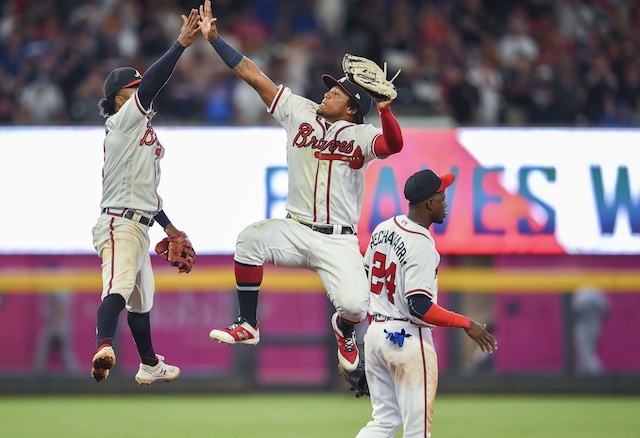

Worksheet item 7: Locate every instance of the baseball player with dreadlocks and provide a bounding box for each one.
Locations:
[357,169,497,437]
[199,0,404,373]
[90,9,198,384]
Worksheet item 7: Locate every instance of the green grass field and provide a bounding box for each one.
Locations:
[1,393,638,437]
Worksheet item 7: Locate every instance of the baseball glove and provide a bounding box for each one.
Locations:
[342,53,401,101]
[155,231,196,274]
[337,345,369,398]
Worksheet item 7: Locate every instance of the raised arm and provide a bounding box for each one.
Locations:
[199,0,278,107]
[373,101,404,157]
[138,9,201,109]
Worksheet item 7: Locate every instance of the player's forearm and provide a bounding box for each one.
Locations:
[154,210,180,234]
[138,41,185,108]
[408,293,470,328]
[208,35,277,106]
[210,35,243,69]
[422,303,470,328]
[374,106,403,156]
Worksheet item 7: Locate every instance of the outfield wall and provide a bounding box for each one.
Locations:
[1,254,639,394]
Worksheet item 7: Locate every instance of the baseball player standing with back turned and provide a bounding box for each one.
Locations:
[358,169,497,438]
[199,0,404,372]
[90,9,199,384]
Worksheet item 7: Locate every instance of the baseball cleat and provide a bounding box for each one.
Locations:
[332,312,360,372]
[135,354,180,385]
[91,346,116,382]
[209,318,260,345]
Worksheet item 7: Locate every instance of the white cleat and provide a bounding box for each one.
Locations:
[135,354,180,385]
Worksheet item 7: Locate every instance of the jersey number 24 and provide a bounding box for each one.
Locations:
[370,251,397,304]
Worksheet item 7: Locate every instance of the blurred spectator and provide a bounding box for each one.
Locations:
[556,0,597,42]
[15,66,67,125]
[497,15,539,68]
[203,72,235,125]
[571,285,610,376]
[595,94,636,127]
[584,54,619,120]
[32,290,79,375]
[553,59,584,125]
[468,56,503,125]
[0,0,638,127]
[451,0,494,53]
[528,64,556,125]
[444,65,480,126]
[503,56,535,125]
[618,63,640,115]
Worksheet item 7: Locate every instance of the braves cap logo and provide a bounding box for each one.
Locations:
[134,70,142,78]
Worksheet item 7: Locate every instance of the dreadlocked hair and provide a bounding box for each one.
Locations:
[347,98,365,124]
[98,96,117,118]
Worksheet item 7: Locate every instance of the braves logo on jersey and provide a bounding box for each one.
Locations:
[140,120,158,147]
[292,122,356,153]
[292,122,365,169]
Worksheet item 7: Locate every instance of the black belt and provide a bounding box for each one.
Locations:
[102,208,155,227]
[371,314,431,328]
[287,214,355,235]
[372,314,409,323]
[300,221,354,235]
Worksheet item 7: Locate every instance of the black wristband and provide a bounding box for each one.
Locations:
[154,210,171,228]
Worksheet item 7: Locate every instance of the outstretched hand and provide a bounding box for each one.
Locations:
[178,9,201,48]
[199,0,219,42]
[465,320,498,353]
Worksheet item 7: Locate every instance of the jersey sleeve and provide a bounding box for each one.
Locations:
[107,92,149,136]
[357,123,383,163]
[268,86,318,127]
[404,247,438,300]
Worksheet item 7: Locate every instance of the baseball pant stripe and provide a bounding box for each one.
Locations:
[107,218,116,295]
[419,327,428,438]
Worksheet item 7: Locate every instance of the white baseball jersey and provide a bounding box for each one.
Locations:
[358,214,441,438]
[269,85,383,226]
[364,214,440,324]
[233,86,388,323]
[100,92,164,214]
[93,91,160,312]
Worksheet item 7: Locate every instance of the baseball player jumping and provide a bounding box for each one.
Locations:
[199,0,404,372]
[91,9,199,384]
[357,169,497,437]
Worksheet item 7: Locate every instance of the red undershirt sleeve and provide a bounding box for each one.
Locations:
[373,105,403,157]
[422,303,471,329]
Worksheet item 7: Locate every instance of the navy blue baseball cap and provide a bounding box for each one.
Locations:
[103,67,142,98]
[322,74,373,116]
[404,169,455,205]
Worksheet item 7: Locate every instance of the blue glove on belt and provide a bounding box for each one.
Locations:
[384,328,412,347]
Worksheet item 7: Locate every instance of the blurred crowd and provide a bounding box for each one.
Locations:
[1,0,639,127]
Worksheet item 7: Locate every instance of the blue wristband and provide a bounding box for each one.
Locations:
[210,36,243,69]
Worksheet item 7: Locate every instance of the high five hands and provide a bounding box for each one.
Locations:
[177,9,201,48]
[198,0,219,42]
